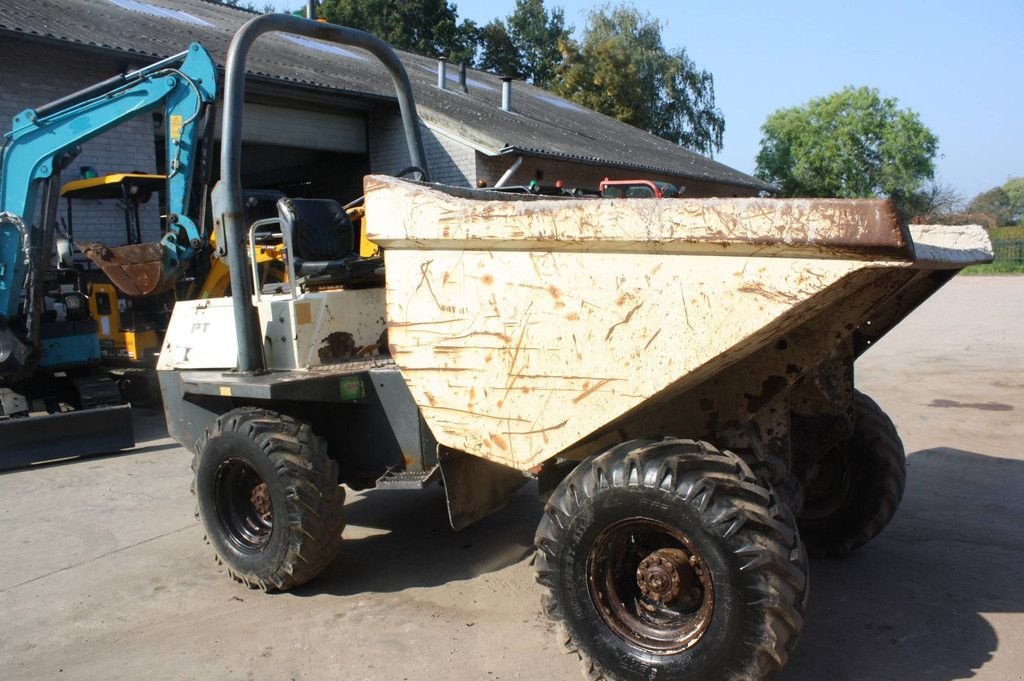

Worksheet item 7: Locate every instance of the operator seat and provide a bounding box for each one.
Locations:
[276,197,382,289]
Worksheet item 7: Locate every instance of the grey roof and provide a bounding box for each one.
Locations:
[0,0,773,192]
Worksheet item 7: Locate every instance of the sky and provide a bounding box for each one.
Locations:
[279,0,1023,200]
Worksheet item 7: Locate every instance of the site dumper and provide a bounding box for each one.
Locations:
[157,14,993,681]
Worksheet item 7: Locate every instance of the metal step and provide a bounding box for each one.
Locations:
[375,465,440,490]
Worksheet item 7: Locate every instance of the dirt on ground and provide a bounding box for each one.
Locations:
[0,276,1021,681]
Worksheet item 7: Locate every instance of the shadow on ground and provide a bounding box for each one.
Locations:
[294,481,543,597]
[296,447,1023,681]
[785,447,1023,680]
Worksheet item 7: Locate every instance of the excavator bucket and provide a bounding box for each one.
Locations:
[80,241,175,297]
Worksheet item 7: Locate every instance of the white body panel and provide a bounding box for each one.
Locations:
[158,289,387,371]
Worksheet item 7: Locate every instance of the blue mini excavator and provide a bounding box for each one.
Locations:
[0,43,216,468]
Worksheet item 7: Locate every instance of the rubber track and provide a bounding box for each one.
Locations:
[535,438,808,681]
[193,407,345,592]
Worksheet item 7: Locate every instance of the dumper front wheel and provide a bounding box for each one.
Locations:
[193,407,345,591]
[798,391,906,557]
[535,439,807,681]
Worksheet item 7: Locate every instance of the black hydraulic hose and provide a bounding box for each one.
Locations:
[35,73,129,120]
[34,49,190,120]
[220,14,430,373]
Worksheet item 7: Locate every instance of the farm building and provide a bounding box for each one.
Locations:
[0,0,772,246]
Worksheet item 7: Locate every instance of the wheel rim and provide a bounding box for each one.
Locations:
[213,457,274,553]
[801,445,852,520]
[587,517,714,654]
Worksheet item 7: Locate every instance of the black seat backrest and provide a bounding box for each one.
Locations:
[276,198,355,262]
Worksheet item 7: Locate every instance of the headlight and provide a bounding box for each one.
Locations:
[63,293,85,311]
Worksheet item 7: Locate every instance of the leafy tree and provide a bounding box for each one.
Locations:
[997,177,1023,225]
[319,0,478,62]
[477,19,524,78]
[967,186,1014,226]
[755,87,938,216]
[506,0,570,87]
[477,0,570,86]
[552,5,725,157]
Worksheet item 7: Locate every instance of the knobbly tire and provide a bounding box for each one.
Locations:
[535,438,807,681]
[193,407,345,591]
[798,391,906,558]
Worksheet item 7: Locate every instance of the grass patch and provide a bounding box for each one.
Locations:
[959,227,1024,274]
[962,262,1024,275]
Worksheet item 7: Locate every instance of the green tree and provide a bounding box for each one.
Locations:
[967,186,1014,225]
[552,5,725,156]
[319,0,478,62]
[755,87,938,215]
[999,177,1024,225]
[506,0,570,87]
[477,0,570,85]
[477,19,524,78]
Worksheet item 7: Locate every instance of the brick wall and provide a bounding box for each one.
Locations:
[0,42,160,246]
[367,114,476,186]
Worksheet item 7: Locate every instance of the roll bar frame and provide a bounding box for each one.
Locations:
[217,14,429,374]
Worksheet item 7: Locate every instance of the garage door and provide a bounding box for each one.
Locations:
[216,103,366,154]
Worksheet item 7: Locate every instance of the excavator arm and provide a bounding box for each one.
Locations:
[0,43,216,320]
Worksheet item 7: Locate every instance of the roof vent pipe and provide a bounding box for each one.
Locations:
[306,0,317,19]
[437,57,447,90]
[459,63,468,93]
[501,76,512,111]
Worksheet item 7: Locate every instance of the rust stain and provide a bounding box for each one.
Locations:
[424,391,437,406]
[317,331,357,364]
[547,284,562,300]
[481,273,494,286]
[615,293,629,306]
[572,378,613,404]
[489,433,509,451]
[565,312,579,321]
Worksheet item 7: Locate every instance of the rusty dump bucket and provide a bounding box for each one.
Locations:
[362,175,994,472]
[81,242,175,297]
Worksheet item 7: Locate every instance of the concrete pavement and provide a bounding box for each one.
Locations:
[1,276,1021,681]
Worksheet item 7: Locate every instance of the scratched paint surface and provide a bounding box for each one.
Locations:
[384,248,874,469]
[363,178,992,469]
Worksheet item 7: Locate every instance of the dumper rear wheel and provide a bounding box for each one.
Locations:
[535,438,807,681]
[798,391,906,557]
[193,407,345,591]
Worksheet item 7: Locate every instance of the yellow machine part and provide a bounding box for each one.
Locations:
[86,282,162,363]
[198,230,287,299]
[348,206,379,257]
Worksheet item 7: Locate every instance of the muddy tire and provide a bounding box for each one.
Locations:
[535,438,807,681]
[798,391,906,558]
[193,407,345,591]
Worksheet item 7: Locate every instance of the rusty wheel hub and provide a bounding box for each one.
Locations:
[636,548,693,604]
[250,482,272,521]
[587,518,715,654]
